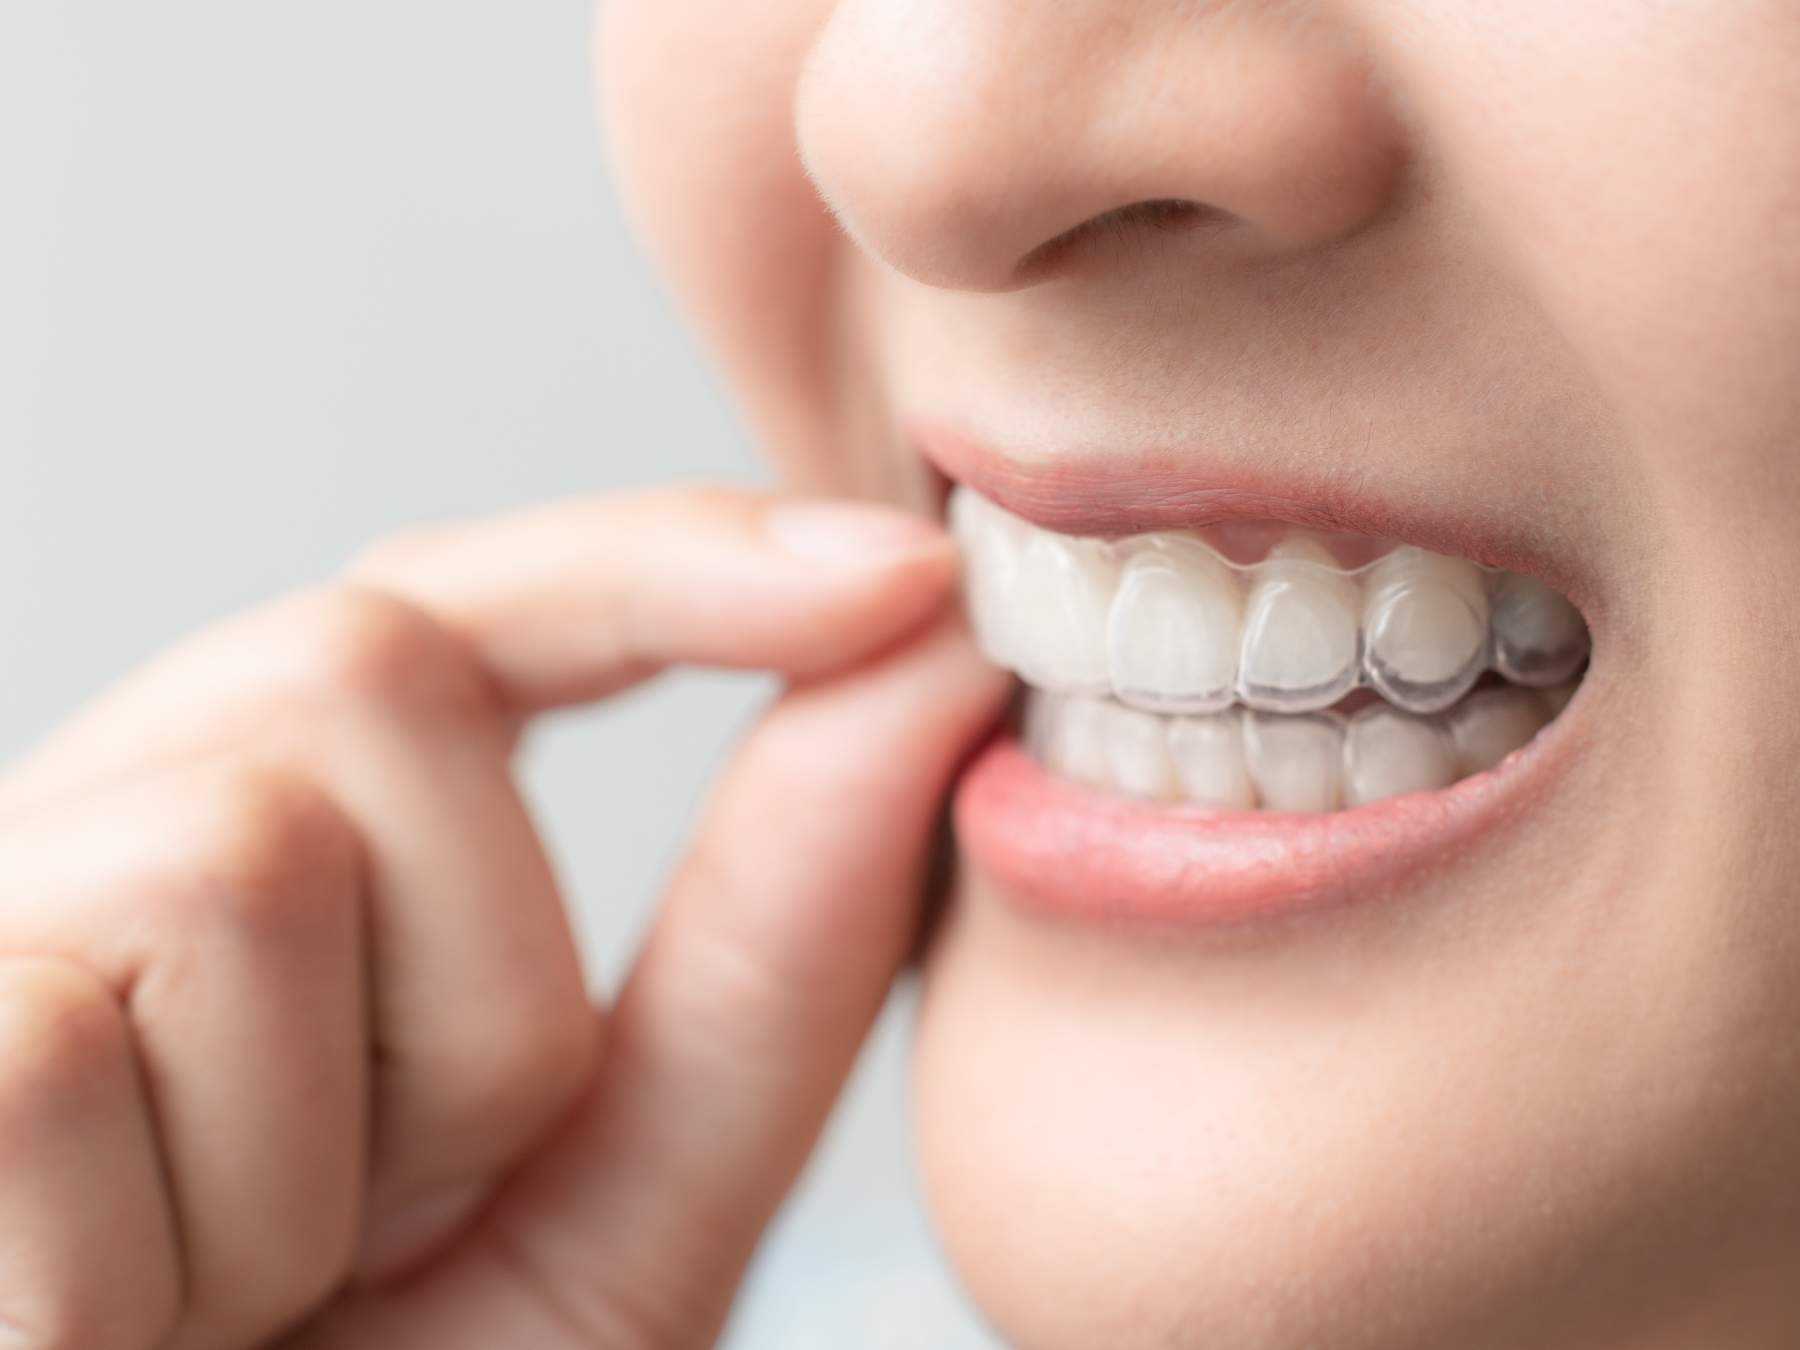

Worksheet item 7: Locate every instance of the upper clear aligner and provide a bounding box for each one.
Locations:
[950,485,1588,717]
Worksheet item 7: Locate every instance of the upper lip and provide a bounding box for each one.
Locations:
[910,415,1583,596]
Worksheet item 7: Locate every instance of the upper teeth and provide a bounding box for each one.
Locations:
[950,486,1588,717]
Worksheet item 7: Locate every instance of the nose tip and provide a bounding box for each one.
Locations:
[796,2,1408,292]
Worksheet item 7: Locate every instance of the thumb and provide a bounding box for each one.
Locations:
[295,612,1009,1349]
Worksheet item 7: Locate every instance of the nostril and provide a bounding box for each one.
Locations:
[1017,199,1237,281]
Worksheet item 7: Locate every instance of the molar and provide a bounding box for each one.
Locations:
[1445,685,1552,776]
[1539,676,1580,717]
[1489,572,1589,687]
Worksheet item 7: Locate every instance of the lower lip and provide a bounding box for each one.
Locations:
[953,733,1558,927]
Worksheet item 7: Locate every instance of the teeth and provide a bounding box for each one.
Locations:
[1022,684,1557,811]
[1008,531,1117,693]
[1489,571,1589,687]
[1360,547,1489,713]
[1028,691,1111,785]
[1340,706,1458,807]
[1538,676,1580,717]
[1107,536,1242,712]
[1099,700,1181,800]
[949,487,1034,671]
[1445,685,1552,775]
[1168,711,1257,808]
[957,485,1587,812]
[952,486,1588,710]
[1236,535,1361,713]
[1243,709,1344,813]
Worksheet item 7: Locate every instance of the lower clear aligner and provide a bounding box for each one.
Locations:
[1023,678,1578,813]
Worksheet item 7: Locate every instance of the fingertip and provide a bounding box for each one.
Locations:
[763,498,949,564]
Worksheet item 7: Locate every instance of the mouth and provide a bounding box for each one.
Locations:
[921,424,1591,928]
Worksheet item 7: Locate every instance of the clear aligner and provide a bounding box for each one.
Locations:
[952,486,1590,717]
[1026,682,1564,812]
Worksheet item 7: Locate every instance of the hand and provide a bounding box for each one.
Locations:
[0,485,1008,1350]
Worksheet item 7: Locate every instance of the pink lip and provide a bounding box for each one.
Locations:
[914,417,1581,587]
[957,740,1555,926]
[919,416,1582,927]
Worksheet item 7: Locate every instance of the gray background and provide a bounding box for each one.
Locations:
[0,4,999,1345]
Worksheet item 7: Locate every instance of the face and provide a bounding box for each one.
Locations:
[601,3,1800,1346]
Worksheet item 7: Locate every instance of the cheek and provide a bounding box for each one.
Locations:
[1367,0,1800,517]
[600,0,905,497]
[913,869,1800,1350]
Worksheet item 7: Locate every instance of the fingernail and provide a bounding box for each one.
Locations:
[353,1180,488,1285]
[765,499,945,563]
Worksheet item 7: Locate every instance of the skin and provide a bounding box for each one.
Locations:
[4,2,1799,1349]
[605,0,1800,1346]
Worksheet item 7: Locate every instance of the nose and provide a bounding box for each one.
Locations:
[795,0,1408,291]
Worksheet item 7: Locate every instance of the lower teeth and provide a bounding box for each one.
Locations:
[1023,678,1568,812]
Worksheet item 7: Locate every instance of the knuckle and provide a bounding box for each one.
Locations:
[449,995,597,1136]
[0,958,127,1108]
[387,993,597,1180]
[264,585,488,721]
[499,997,598,1113]
[0,961,181,1350]
[133,761,360,945]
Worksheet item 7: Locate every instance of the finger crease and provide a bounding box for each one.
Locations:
[473,1224,673,1350]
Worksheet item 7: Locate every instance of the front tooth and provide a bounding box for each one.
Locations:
[1009,529,1118,693]
[1236,536,1361,713]
[1032,691,1113,790]
[1243,709,1344,812]
[1028,692,1175,799]
[949,486,1033,670]
[1168,711,1256,809]
[1340,706,1457,807]
[1489,571,1590,687]
[1107,536,1242,713]
[1100,701,1179,800]
[1360,548,1490,714]
[1445,685,1552,776]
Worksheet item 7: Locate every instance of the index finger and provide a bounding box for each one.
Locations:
[344,483,960,712]
[0,485,959,814]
